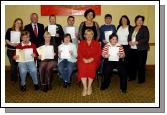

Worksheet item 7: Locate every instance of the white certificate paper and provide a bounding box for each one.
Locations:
[10,31,21,43]
[105,31,113,43]
[64,27,76,39]
[108,46,119,61]
[37,45,54,60]
[48,25,57,36]
[59,45,71,59]
[16,48,34,62]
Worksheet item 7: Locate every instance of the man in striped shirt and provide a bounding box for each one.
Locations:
[100,33,127,93]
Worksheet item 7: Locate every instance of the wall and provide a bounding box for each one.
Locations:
[5,5,155,65]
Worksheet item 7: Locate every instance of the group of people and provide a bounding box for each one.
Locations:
[6,8,150,96]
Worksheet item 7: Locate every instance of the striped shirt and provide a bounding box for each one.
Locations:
[102,42,125,58]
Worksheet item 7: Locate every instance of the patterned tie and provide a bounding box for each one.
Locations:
[33,24,38,37]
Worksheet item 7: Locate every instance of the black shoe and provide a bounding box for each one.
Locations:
[100,85,107,90]
[20,85,26,92]
[121,89,127,93]
[63,82,68,88]
[34,84,39,90]
[43,85,48,92]
[67,82,71,86]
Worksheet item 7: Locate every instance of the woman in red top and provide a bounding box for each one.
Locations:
[77,29,101,96]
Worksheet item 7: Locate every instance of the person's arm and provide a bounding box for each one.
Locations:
[137,26,150,45]
[95,22,100,41]
[92,42,101,62]
[78,22,84,40]
[5,28,17,47]
[71,44,77,58]
[118,46,125,58]
[102,44,109,58]
[57,25,64,44]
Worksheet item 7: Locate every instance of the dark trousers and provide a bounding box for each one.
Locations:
[101,59,127,90]
[7,49,18,81]
[39,60,57,88]
[122,45,130,77]
[128,49,148,83]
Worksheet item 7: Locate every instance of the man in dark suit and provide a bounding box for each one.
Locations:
[24,13,45,48]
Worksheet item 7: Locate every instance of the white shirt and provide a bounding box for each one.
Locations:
[131,30,138,49]
[117,26,129,45]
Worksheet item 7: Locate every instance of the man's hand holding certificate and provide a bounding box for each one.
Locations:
[108,46,119,61]
[48,25,57,37]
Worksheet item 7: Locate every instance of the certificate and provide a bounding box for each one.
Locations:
[105,31,113,43]
[48,25,57,36]
[108,46,119,61]
[10,31,21,43]
[59,45,71,59]
[16,48,34,62]
[64,27,76,39]
[37,45,54,60]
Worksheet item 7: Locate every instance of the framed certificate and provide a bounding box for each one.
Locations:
[108,46,119,61]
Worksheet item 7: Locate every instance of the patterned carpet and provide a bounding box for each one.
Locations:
[5,66,155,103]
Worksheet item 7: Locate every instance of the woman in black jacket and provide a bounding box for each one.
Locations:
[128,15,150,83]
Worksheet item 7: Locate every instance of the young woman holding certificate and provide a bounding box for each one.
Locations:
[58,34,77,88]
[13,31,39,92]
[38,32,57,92]
[5,18,23,82]
[100,33,127,93]
[77,29,101,96]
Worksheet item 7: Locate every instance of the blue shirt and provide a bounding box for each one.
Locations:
[100,24,117,42]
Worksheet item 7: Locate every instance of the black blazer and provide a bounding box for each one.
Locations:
[24,23,45,48]
[128,25,150,50]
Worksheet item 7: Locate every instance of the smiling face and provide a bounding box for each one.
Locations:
[136,17,144,26]
[44,34,51,44]
[64,35,71,44]
[49,16,56,25]
[21,34,30,44]
[67,17,75,26]
[105,17,112,24]
[15,19,22,29]
[121,17,128,26]
[86,12,94,21]
[109,36,118,45]
[31,13,38,24]
[85,31,94,41]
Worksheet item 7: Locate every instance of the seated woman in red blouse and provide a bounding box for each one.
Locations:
[77,29,101,96]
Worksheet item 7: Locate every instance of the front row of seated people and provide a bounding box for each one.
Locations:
[13,29,127,96]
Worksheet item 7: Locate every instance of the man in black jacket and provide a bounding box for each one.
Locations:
[24,13,45,48]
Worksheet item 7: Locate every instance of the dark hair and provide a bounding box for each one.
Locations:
[135,15,145,23]
[109,33,118,41]
[105,14,112,19]
[84,9,96,19]
[67,16,75,20]
[63,33,72,43]
[21,31,30,37]
[119,15,130,26]
[49,15,56,20]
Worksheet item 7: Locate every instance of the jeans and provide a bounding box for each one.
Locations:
[58,59,75,83]
[18,61,38,86]
[7,49,18,81]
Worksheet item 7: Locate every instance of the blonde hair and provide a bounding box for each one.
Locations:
[84,29,94,35]
[44,31,51,38]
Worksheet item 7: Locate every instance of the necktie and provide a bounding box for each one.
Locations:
[33,24,38,37]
